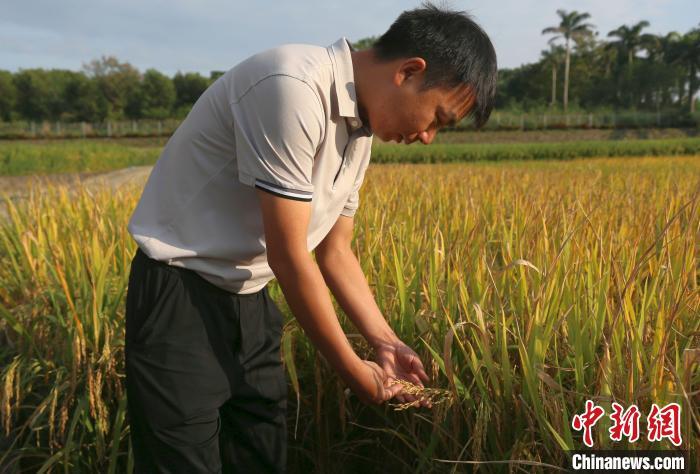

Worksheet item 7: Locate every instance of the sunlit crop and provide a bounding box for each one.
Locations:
[1,155,698,472]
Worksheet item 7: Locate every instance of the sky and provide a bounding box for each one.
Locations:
[1,0,698,77]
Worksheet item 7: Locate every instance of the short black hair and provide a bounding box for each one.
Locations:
[373,2,497,128]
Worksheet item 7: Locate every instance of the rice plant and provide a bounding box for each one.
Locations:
[1,155,698,473]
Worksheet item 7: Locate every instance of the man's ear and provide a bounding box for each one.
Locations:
[393,57,427,87]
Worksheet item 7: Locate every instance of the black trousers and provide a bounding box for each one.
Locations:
[124,248,287,473]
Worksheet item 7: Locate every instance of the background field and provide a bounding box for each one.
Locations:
[0,138,698,472]
[2,131,700,176]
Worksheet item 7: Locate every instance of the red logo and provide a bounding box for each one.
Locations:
[608,402,641,442]
[572,401,683,447]
[647,403,682,446]
[572,400,606,448]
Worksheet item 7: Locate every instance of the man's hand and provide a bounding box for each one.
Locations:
[316,215,432,408]
[258,188,385,404]
[347,360,404,405]
[374,339,432,408]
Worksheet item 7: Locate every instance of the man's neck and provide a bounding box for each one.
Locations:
[349,49,375,127]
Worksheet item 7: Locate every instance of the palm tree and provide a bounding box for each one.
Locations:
[644,32,682,108]
[669,25,700,112]
[597,42,619,78]
[541,43,566,107]
[542,10,595,112]
[606,21,656,73]
[645,32,680,63]
[604,21,656,106]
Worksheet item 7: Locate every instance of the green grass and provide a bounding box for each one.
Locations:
[1,137,699,177]
[0,142,160,176]
[372,137,700,163]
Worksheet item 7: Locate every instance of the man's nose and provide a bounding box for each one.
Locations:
[419,129,437,145]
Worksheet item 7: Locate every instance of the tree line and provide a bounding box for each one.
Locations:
[0,11,698,123]
[505,11,699,114]
[0,56,224,122]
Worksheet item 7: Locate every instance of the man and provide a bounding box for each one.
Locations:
[124,3,496,473]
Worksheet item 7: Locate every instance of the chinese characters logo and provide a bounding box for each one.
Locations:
[571,401,682,447]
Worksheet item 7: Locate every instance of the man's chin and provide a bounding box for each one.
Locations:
[382,132,401,143]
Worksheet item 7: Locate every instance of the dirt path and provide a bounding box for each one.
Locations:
[81,166,153,191]
[0,166,153,221]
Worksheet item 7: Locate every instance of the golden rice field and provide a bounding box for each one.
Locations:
[0,155,699,473]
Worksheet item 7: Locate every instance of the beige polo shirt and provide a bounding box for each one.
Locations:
[127,38,373,294]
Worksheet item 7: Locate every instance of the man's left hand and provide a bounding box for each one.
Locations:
[374,339,432,408]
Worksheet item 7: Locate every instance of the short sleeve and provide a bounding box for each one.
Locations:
[231,75,324,202]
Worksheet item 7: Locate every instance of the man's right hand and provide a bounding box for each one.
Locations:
[257,188,402,407]
[346,360,404,405]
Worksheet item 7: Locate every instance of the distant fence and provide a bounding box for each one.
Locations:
[0,119,182,139]
[463,111,700,131]
[1,111,698,139]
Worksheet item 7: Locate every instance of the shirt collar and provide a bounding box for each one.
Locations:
[327,37,366,132]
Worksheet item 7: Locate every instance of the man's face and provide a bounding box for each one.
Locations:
[365,62,475,145]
